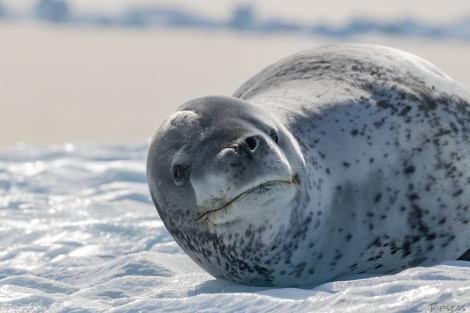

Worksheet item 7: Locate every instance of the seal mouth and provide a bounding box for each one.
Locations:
[196,174,299,222]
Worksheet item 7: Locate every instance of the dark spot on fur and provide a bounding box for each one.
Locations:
[398,105,412,116]
[402,240,412,258]
[404,166,415,174]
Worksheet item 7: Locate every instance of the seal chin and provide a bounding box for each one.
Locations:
[198,176,299,226]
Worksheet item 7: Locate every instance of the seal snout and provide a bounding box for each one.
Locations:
[234,135,264,157]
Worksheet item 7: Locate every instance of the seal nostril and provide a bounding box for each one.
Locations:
[245,136,258,151]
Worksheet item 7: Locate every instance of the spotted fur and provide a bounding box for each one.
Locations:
[147,44,470,287]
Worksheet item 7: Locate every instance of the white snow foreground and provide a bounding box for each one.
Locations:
[0,142,469,313]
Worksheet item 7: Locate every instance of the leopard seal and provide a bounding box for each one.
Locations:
[146,44,470,287]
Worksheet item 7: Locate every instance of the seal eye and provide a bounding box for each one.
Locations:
[172,165,188,186]
[269,130,279,143]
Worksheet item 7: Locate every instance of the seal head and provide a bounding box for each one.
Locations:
[147,96,306,285]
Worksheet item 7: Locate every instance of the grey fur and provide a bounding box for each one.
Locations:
[147,44,470,287]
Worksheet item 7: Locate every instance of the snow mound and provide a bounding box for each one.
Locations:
[0,142,469,312]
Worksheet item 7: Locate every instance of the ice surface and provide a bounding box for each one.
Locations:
[0,142,469,312]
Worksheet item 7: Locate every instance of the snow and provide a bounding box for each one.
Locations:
[1,142,469,312]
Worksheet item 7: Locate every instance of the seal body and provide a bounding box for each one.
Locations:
[147,44,470,287]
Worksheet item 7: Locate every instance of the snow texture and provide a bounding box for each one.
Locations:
[0,142,469,312]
